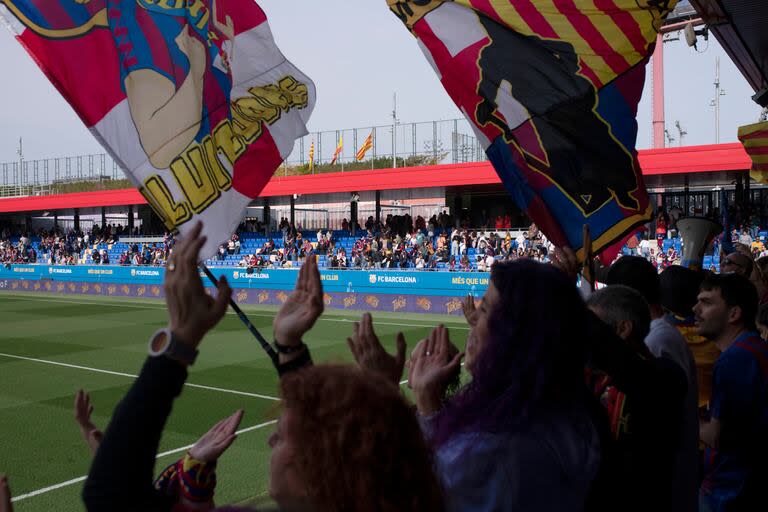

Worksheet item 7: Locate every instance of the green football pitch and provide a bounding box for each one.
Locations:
[0,292,468,511]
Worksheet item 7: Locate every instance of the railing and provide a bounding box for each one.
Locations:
[0,118,487,197]
[0,154,123,197]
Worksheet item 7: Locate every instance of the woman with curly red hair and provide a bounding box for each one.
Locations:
[270,365,443,511]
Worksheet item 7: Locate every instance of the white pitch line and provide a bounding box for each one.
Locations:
[10,476,88,503]
[0,352,278,401]
[1,294,471,330]
[10,419,278,503]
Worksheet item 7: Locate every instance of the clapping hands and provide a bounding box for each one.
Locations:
[189,410,244,463]
[164,222,232,350]
[408,325,464,416]
[273,254,324,348]
[462,294,476,324]
[347,313,407,385]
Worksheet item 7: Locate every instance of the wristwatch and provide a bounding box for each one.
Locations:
[148,327,198,365]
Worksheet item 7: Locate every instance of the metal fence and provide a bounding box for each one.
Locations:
[284,118,486,170]
[0,118,487,197]
[0,154,123,197]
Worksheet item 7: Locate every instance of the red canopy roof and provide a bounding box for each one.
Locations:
[0,143,751,214]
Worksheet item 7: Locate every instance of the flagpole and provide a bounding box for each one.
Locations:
[200,264,279,368]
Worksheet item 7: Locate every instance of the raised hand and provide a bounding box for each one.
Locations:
[165,222,232,349]
[462,294,476,324]
[189,410,244,463]
[273,254,324,347]
[74,390,103,455]
[0,475,12,512]
[550,246,580,283]
[409,325,464,415]
[347,313,406,385]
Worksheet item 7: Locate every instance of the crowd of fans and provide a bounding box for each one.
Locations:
[0,225,174,267]
[234,214,554,271]
[0,218,766,511]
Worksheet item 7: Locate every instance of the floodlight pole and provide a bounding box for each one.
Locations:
[17,137,23,197]
[712,56,726,144]
[392,93,398,169]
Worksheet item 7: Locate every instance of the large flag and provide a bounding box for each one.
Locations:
[738,121,768,185]
[330,135,344,165]
[308,140,315,172]
[356,131,374,161]
[0,0,315,258]
[388,0,675,260]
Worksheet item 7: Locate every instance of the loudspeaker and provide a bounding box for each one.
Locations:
[678,217,723,270]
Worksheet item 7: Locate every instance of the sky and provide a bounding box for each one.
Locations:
[0,0,763,163]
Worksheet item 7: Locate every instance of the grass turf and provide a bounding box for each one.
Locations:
[0,292,468,511]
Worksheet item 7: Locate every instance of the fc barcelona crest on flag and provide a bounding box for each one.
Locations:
[388,0,677,260]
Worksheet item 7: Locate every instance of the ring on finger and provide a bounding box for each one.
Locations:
[167,262,176,272]
[426,351,431,356]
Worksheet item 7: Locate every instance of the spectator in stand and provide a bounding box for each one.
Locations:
[695,274,767,511]
[459,253,471,271]
[721,252,753,278]
[738,229,753,247]
[660,266,719,408]
[656,210,668,249]
[585,285,655,505]
[605,257,699,512]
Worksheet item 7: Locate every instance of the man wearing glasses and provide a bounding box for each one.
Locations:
[721,253,753,278]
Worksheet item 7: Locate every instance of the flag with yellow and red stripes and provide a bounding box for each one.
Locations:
[739,121,768,184]
[388,0,676,261]
[330,136,343,165]
[308,140,315,171]
[356,132,374,161]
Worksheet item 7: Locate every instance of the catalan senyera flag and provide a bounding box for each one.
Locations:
[738,121,768,185]
[309,140,315,171]
[330,136,344,165]
[388,0,676,260]
[0,0,315,259]
[356,132,374,161]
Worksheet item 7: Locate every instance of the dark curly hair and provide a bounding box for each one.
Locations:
[431,259,591,447]
[280,365,444,511]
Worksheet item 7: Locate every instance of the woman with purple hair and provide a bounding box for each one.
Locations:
[409,260,601,511]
